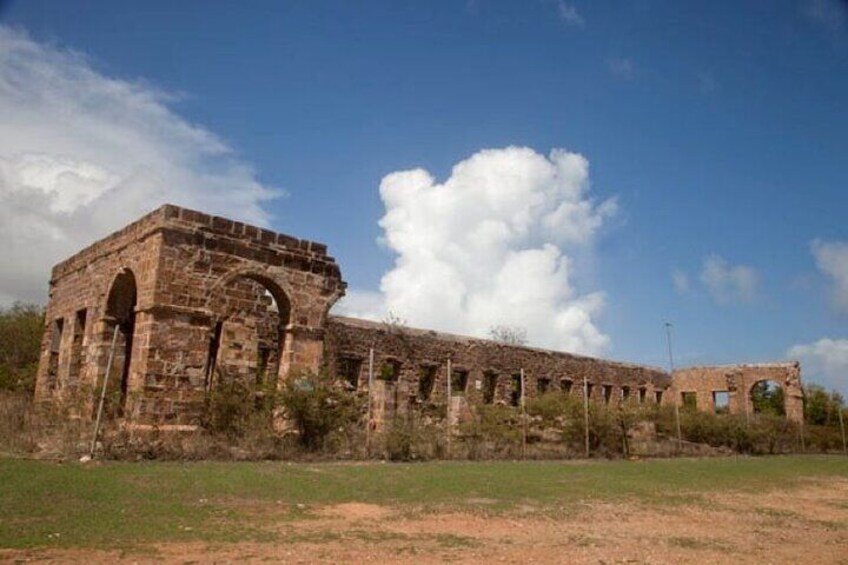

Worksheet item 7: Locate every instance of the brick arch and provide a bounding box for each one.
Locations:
[746,378,786,416]
[104,267,138,322]
[741,365,804,422]
[36,204,347,427]
[99,267,139,418]
[205,265,295,323]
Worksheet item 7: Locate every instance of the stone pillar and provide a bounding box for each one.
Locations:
[278,324,326,379]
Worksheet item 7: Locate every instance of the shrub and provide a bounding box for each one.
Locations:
[0,303,44,394]
[460,404,522,459]
[278,370,363,451]
[202,371,270,438]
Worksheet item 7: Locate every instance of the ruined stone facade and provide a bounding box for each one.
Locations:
[35,204,804,428]
[326,316,671,428]
[35,205,345,427]
[671,363,804,423]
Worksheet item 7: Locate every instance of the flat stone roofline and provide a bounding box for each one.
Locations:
[51,203,336,280]
[329,315,668,374]
[673,362,800,371]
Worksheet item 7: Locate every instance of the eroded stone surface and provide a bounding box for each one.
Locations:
[34,205,804,429]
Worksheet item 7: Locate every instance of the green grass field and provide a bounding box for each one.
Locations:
[1,455,846,550]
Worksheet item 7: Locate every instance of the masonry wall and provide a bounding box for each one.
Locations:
[324,316,673,429]
[35,204,804,432]
[34,211,164,418]
[672,363,804,423]
[35,204,346,428]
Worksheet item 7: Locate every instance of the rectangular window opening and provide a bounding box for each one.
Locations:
[48,318,64,384]
[638,387,647,403]
[655,390,664,404]
[681,391,697,410]
[451,369,469,396]
[561,378,573,394]
[510,373,522,406]
[621,386,631,402]
[68,309,87,384]
[418,365,437,401]
[713,390,730,414]
[603,384,613,404]
[537,377,551,395]
[483,371,498,404]
[379,359,401,382]
[337,356,363,391]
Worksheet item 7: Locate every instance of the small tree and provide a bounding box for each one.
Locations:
[750,381,785,416]
[0,303,45,394]
[804,384,844,426]
[489,325,528,346]
[382,311,407,333]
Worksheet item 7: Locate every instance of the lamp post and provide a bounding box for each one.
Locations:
[665,322,683,452]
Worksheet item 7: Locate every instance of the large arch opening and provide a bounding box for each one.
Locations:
[102,269,137,418]
[750,379,785,417]
[205,273,291,403]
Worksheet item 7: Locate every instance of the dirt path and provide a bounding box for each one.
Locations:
[5,479,848,564]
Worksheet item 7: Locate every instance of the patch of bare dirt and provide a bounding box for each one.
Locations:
[4,479,847,564]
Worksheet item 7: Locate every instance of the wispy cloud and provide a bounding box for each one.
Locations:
[671,269,690,294]
[607,57,635,80]
[556,1,585,26]
[699,255,759,305]
[0,26,276,305]
[787,337,848,394]
[334,146,616,355]
[812,239,848,315]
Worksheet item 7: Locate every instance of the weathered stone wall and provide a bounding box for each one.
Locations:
[324,316,672,428]
[34,211,164,418]
[35,204,346,428]
[672,363,804,423]
[35,205,804,432]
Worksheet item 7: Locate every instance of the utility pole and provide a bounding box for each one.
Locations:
[665,322,683,452]
[446,357,452,459]
[520,368,527,459]
[366,347,374,456]
[583,376,590,458]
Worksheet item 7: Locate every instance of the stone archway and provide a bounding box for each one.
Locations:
[100,268,137,418]
[749,379,786,417]
[205,271,292,394]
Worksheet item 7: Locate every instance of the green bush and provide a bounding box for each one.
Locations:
[0,303,44,394]
[460,404,522,459]
[527,392,575,428]
[278,370,363,451]
[202,376,264,439]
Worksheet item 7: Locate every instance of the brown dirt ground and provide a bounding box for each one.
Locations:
[4,479,848,564]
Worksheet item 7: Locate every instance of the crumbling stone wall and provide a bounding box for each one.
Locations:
[672,363,804,423]
[35,204,804,432]
[324,316,672,429]
[35,204,345,428]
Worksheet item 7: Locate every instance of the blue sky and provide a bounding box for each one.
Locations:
[1,0,846,394]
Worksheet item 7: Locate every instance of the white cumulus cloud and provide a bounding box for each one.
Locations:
[699,255,758,305]
[787,338,848,394]
[671,268,690,294]
[812,239,848,315]
[335,146,616,355]
[0,26,276,305]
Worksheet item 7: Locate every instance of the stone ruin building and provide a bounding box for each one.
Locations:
[34,204,804,432]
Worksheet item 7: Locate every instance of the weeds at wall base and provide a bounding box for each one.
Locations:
[1,389,846,462]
